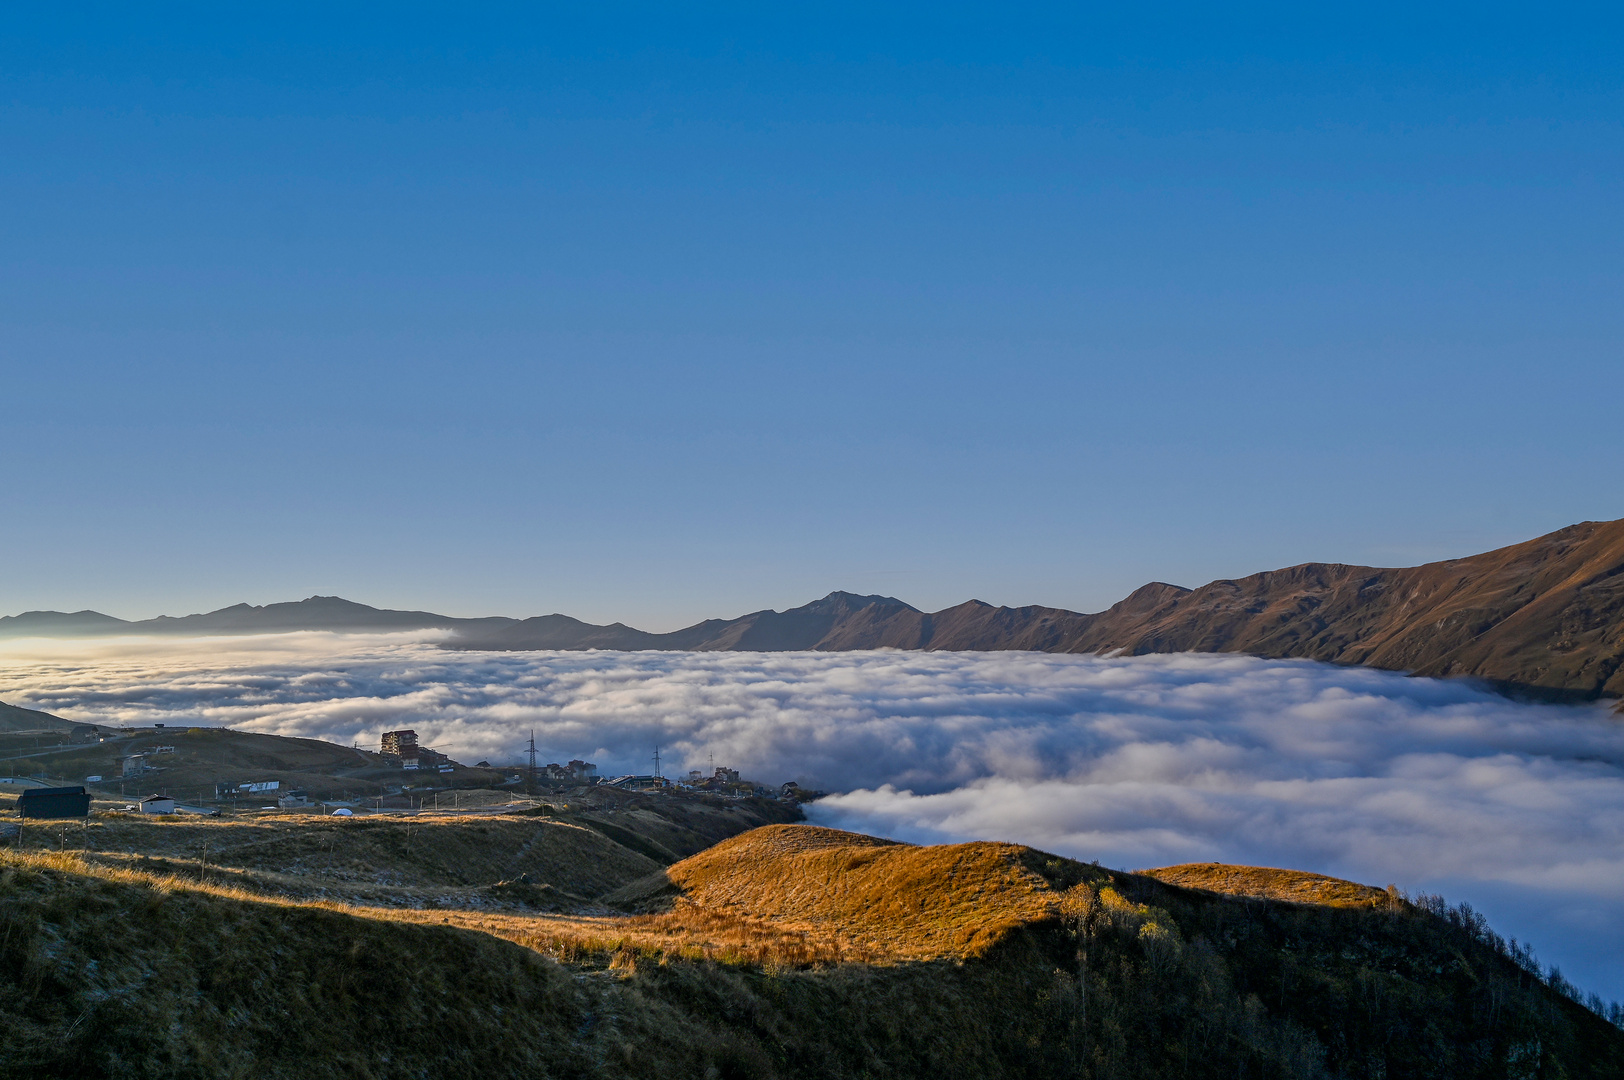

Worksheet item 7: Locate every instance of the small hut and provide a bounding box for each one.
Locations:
[139,794,176,815]
[18,786,91,819]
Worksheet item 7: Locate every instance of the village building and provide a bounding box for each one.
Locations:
[381,730,457,771]
[139,794,176,815]
[17,785,91,819]
[381,730,418,760]
[541,759,598,784]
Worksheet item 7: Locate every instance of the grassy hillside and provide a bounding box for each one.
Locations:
[2,820,1619,1078]
[0,790,800,909]
[0,698,96,734]
[16,813,659,908]
[1143,862,1393,907]
[563,786,804,861]
[605,825,1062,958]
[5,724,463,804]
[0,847,1096,1080]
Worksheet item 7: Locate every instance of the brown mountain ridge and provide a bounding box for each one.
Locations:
[451,518,1624,702]
[6,518,1622,702]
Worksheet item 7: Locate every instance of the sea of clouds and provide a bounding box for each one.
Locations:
[2,632,1621,998]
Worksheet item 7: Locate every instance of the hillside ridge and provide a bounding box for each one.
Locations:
[3,817,1622,1077]
[6,519,1623,700]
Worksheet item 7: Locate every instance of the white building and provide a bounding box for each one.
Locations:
[140,794,176,814]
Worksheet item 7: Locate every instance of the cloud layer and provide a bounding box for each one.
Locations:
[3,633,1622,997]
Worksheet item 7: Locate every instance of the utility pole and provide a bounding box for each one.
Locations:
[526,731,538,792]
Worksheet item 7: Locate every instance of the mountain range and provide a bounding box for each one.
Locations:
[5,517,1621,702]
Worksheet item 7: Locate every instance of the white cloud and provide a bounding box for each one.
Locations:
[2,634,1621,997]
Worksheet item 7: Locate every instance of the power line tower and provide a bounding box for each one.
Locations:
[526,731,538,792]
[652,745,662,780]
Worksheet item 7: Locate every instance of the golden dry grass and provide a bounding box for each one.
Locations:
[386,906,886,969]
[0,845,869,971]
[606,824,1083,961]
[0,818,1399,978]
[10,810,659,906]
[8,824,1394,971]
[1,823,1084,969]
[1142,862,1392,908]
[7,829,1621,1080]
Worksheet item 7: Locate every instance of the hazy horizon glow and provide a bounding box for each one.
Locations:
[2,633,1620,998]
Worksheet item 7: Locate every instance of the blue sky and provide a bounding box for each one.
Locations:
[3,4,1621,627]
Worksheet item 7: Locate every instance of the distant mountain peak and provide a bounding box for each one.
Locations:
[0,609,131,634]
[5,517,1623,703]
[800,591,917,615]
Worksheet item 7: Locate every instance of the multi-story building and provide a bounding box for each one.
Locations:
[380,730,418,758]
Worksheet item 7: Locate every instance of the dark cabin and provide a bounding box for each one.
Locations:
[17,785,91,819]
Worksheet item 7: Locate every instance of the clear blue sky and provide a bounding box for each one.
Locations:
[3,4,1621,628]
